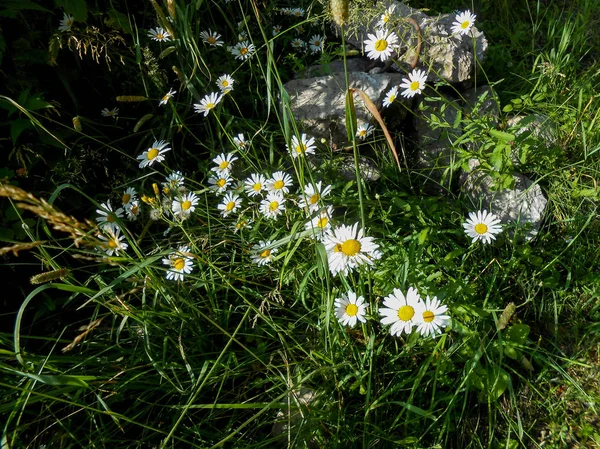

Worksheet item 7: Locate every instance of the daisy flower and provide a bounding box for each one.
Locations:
[172,192,199,219]
[121,187,138,210]
[200,29,224,47]
[96,200,124,231]
[399,69,428,98]
[335,291,368,327]
[163,171,185,193]
[289,133,316,158]
[137,140,171,168]
[378,4,397,28]
[323,223,381,276]
[98,227,128,256]
[218,192,242,217]
[272,25,282,36]
[162,246,194,281]
[101,107,119,118]
[308,35,324,54]
[193,92,222,116]
[451,10,476,35]
[208,173,232,194]
[233,133,247,151]
[382,86,398,107]
[364,29,398,62]
[260,192,286,219]
[148,27,171,42]
[230,41,255,60]
[290,38,306,50]
[211,152,238,175]
[216,74,234,94]
[415,295,450,338]
[298,181,332,213]
[291,7,305,17]
[125,200,141,221]
[356,123,374,140]
[463,210,502,244]
[305,205,334,240]
[251,240,278,266]
[232,217,252,233]
[380,287,423,336]
[244,173,267,197]
[266,171,293,194]
[58,13,74,32]
[159,88,176,106]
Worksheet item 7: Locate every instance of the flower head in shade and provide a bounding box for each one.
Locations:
[125,201,141,221]
[260,192,286,219]
[379,287,423,336]
[193,92,223,116]
[163,171,185,194]
[382,86,398,107]
[364,29,398,62]
[148,27,171,42]
[298,181,332,213]
[137,140,171,168]
[98,227,128,256]
[463,210,502,244]
[251,240,278,266]
[159,88,176,106]
[289,133,316,158]
[266,171,293,194]
[216,74,234,94]
[101,107,119,118]
[230,41,255,60]
[323,223,381,276]
[172,192,199,220]
[378,4,397,28]
[308,35,324,53]
[121,187,138,211]
[200,29,224,47]
[218,192,242,217]
[415,295,450,338]
[290,38,306,50]
[211,152,238,175]
[96,200,124,231]
[335,291,368,327]
[356,123,375,140]
[58,13,74,32]
[399,69,428,98]
[305,205,334,240]
[244,173,267,197]
[233,133,247,151]
[208,173,232,194]
[272,25,282,36]
[162,246,194,281]
[451,10,476,35]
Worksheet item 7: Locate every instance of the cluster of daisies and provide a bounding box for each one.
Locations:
[363,8,477,106]
[335,288,450,338]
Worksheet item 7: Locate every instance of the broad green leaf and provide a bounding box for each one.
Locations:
[489,129,516,142]
[505,324,530,345]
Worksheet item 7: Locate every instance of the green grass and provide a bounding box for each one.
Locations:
[1,0,600,448]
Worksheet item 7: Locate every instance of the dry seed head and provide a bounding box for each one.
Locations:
[73,116,82,132]
[30,268,70,285]
[0,241,46,257]
[330,0,349,26]
[166,0,176,19]
[497,302,516,330]
[116,96,148,102]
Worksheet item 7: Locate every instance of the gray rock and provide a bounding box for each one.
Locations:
[461,159,547,240]
[305,57,372,78]
[462,85,500,123]
[339,155,382,182]
[284,71,409,148]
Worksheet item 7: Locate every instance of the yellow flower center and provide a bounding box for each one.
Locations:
[309,193,320,204]
[157,33,164,39]
[206,102,215,110]
[345,303,359,316]
[240,47,248,55]
[122,193,131,204]
[423,310,435,323]
[107,214,115,223]
[236,220,246,229]
[147,148,159,160]
[162,95,169,102]
[182,200,192,211]
[461,20,470,29]
[359,130,367,136]
[317,217,329,228]
[410,81,420,91]
[219,161,230,170]
[295,143,306,154]
[269,201,279,212]
[389,93,396,102]
[341,239,361,256]
[474,223,488,235]
[226,201,235,211]
[173,258,185,271]
[217,178,226,188]
[383,15,390,23]
[273,180,284,190]
[208,36,216,44]
[375,39,388,52]
[398,305,415,321]
[131,205,139,215]
[222,80,229,87]
[108,240,117,248]
[253,183,262,191]
[260,249,271,258]
[314,40,321,46]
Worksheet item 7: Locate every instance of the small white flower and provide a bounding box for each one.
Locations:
[230,41,255,60]
[251,240,278,266]
[291,38,306,50]
[378,4,397,28]
[291,7,305,17]
[148,27,171,42]
[451,10,476,35]
[172,192,199,219]
[232,217,252,233]
[216,74,235,93]
[266,171,293,194]
[305,205,334,240]
[323,223,381,276]
[125,200,141,221]
[244,173,267,197]
[379,287,424,337]
[101,107,119,118]
[159,88,176,106]
[289,133,316,158]
[193,92,223,116]
[356,123,374,140]
[208,173,232,194]
[137,140,171,168]
[163,171,185,192]
[272,25,282,36]
[233,133,247,151]
[335,291,368,327]
[121,187,138,210]
[382,86,398,107]
[298,181,332,213]
[162,246,194,281]
[98,227,128,256]
[364,29,398,62]
[399,69,428,98]
[218,192,242,217]
[415,295,450,338]
[463,210,502,244]
[96,200,124,231]
[58,13,74,32]
[260,192,286,219]
[200,29,224,47]
[308,35,324,54]
[211,152,238,175]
